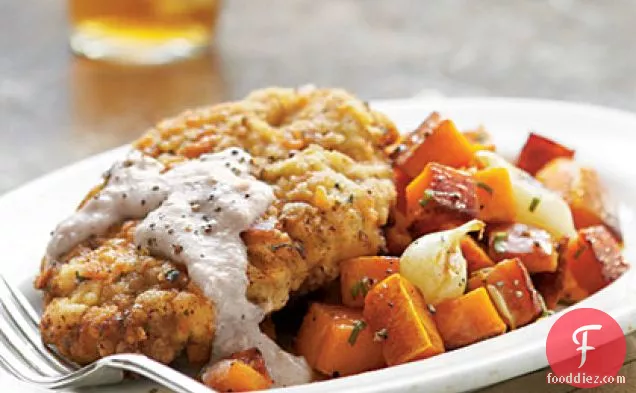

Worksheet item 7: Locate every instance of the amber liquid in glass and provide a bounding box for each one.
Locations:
[69,0,221,64]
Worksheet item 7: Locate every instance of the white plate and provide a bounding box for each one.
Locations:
[2,97,636,393]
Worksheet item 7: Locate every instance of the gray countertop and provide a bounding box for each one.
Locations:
[2,0,635,193]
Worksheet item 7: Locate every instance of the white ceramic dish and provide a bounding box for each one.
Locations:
[2,97,636,393]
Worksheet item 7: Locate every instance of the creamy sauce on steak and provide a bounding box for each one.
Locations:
[46,148,311,386]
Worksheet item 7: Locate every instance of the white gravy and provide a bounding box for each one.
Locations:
[46,148,311,386]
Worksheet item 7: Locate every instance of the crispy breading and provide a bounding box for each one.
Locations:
[36,87,398,366]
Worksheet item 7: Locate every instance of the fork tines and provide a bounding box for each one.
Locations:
[0,275,76,383]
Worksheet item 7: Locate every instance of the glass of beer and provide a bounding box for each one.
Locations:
[68,0,221,65]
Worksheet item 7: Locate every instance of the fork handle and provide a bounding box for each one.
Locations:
[110,355,214,393]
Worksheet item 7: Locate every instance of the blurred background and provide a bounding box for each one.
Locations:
[1,0,635,193]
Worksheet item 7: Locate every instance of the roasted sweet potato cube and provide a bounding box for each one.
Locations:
[394,113,475,178]
[463,126,496,152]
[434,287,507,349]
[296,304,385,377]
[516,133,575,176]
[473,167,516,223]
[469,259,543,329]
[394,167,411,214]
[202,348,273,392]
[405,163,479,236]
[467,268,491,292]
[363,274,444,366]
[340,256,400,307]
[487,223,559,273]
[536,158,622,242]
[533,246,568,310]
[461,236,495,275]
[562,226,629,301]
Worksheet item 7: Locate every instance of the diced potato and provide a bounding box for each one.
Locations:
[434,287,507,349]
[405,163,479,236]
[516,133,575,176]
[536,158,622,242]
[468,259,543,329]
[340,256,400,308]
[473,167,516,223]
[202,348,273,392]
[461,236,495,275]
[561,226,629,302]
[296,304,385,377]
[394,113,475,178]
[487,223,559,273]
[363,274,444,366]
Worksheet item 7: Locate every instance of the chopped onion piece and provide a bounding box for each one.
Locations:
[400,220,485,305]
[475,151,576,239]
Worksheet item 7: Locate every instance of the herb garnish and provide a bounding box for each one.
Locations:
[75,271,88,283]
[529,197,541,212]
[348,320,367,345]
[476,182,494,195]
[351,277,371,299]
[419,189,435,207]
[574,243,587,259]
[492,232,508,253]
[541,309,555,318]
[165,269,181,282]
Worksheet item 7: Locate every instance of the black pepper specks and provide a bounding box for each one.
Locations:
[172,244,184,255]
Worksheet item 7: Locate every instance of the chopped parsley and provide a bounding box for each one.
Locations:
[529,197,541,212]
[541,309,556,318]
[476,181,494,195]
[419,189,435,207]
[75,271,88,283]
[574,243,587,259]
[350,277,371,299]
[348,320,367,345]
[492,232,508,253]
[165,269,181,282]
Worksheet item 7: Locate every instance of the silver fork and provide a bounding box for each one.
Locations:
[0,275,213,392]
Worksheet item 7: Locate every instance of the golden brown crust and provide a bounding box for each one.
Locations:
[36,87,398,366]
[37,222,215,365]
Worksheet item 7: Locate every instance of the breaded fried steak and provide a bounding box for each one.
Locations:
[35,87,398,366]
